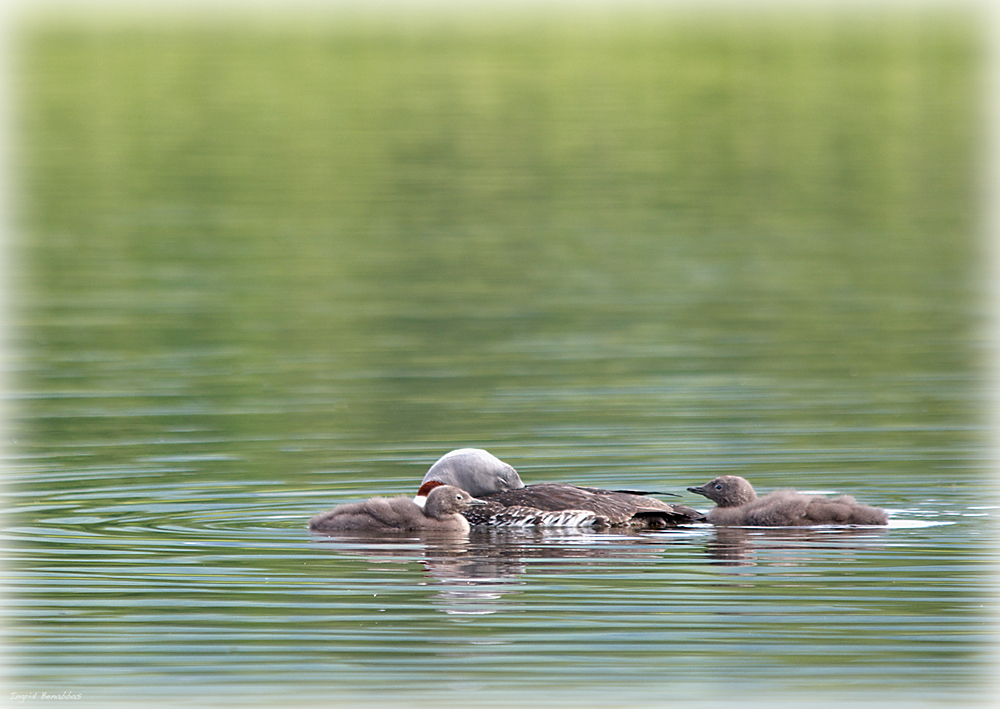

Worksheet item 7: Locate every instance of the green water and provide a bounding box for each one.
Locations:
[5,9,996,708]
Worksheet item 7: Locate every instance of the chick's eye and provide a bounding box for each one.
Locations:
[714,484,723,490]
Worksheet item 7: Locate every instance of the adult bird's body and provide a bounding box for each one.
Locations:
[418,448,704,528]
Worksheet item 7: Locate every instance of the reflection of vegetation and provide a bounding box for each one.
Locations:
[16,12,982,475]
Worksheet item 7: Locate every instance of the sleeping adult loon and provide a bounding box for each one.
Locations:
[687,475,889,526]
[309,484,485,533]
[416,448,705,528]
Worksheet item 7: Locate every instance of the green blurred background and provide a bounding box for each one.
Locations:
[14,11,984,470]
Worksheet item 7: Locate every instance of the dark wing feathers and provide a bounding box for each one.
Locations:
[480,483,704,526]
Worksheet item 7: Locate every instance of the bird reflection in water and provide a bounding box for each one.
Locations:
[308,524,890,614]
[309,527,695,614]
[309,532,527,615]
[700,525,889,567]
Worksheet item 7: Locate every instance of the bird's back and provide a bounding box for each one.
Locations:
[309,496,426,532]
[479,483,703,526]
[803,494,889,525]
[707,490,888,526]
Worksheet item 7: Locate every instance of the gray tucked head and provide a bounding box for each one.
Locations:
[688,476,758,508]
[420,448,525,497]
[423,484,486,519]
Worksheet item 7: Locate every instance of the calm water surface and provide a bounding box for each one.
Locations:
[5,11,998,708]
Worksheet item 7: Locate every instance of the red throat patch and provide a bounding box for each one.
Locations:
[416,480,446,497]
